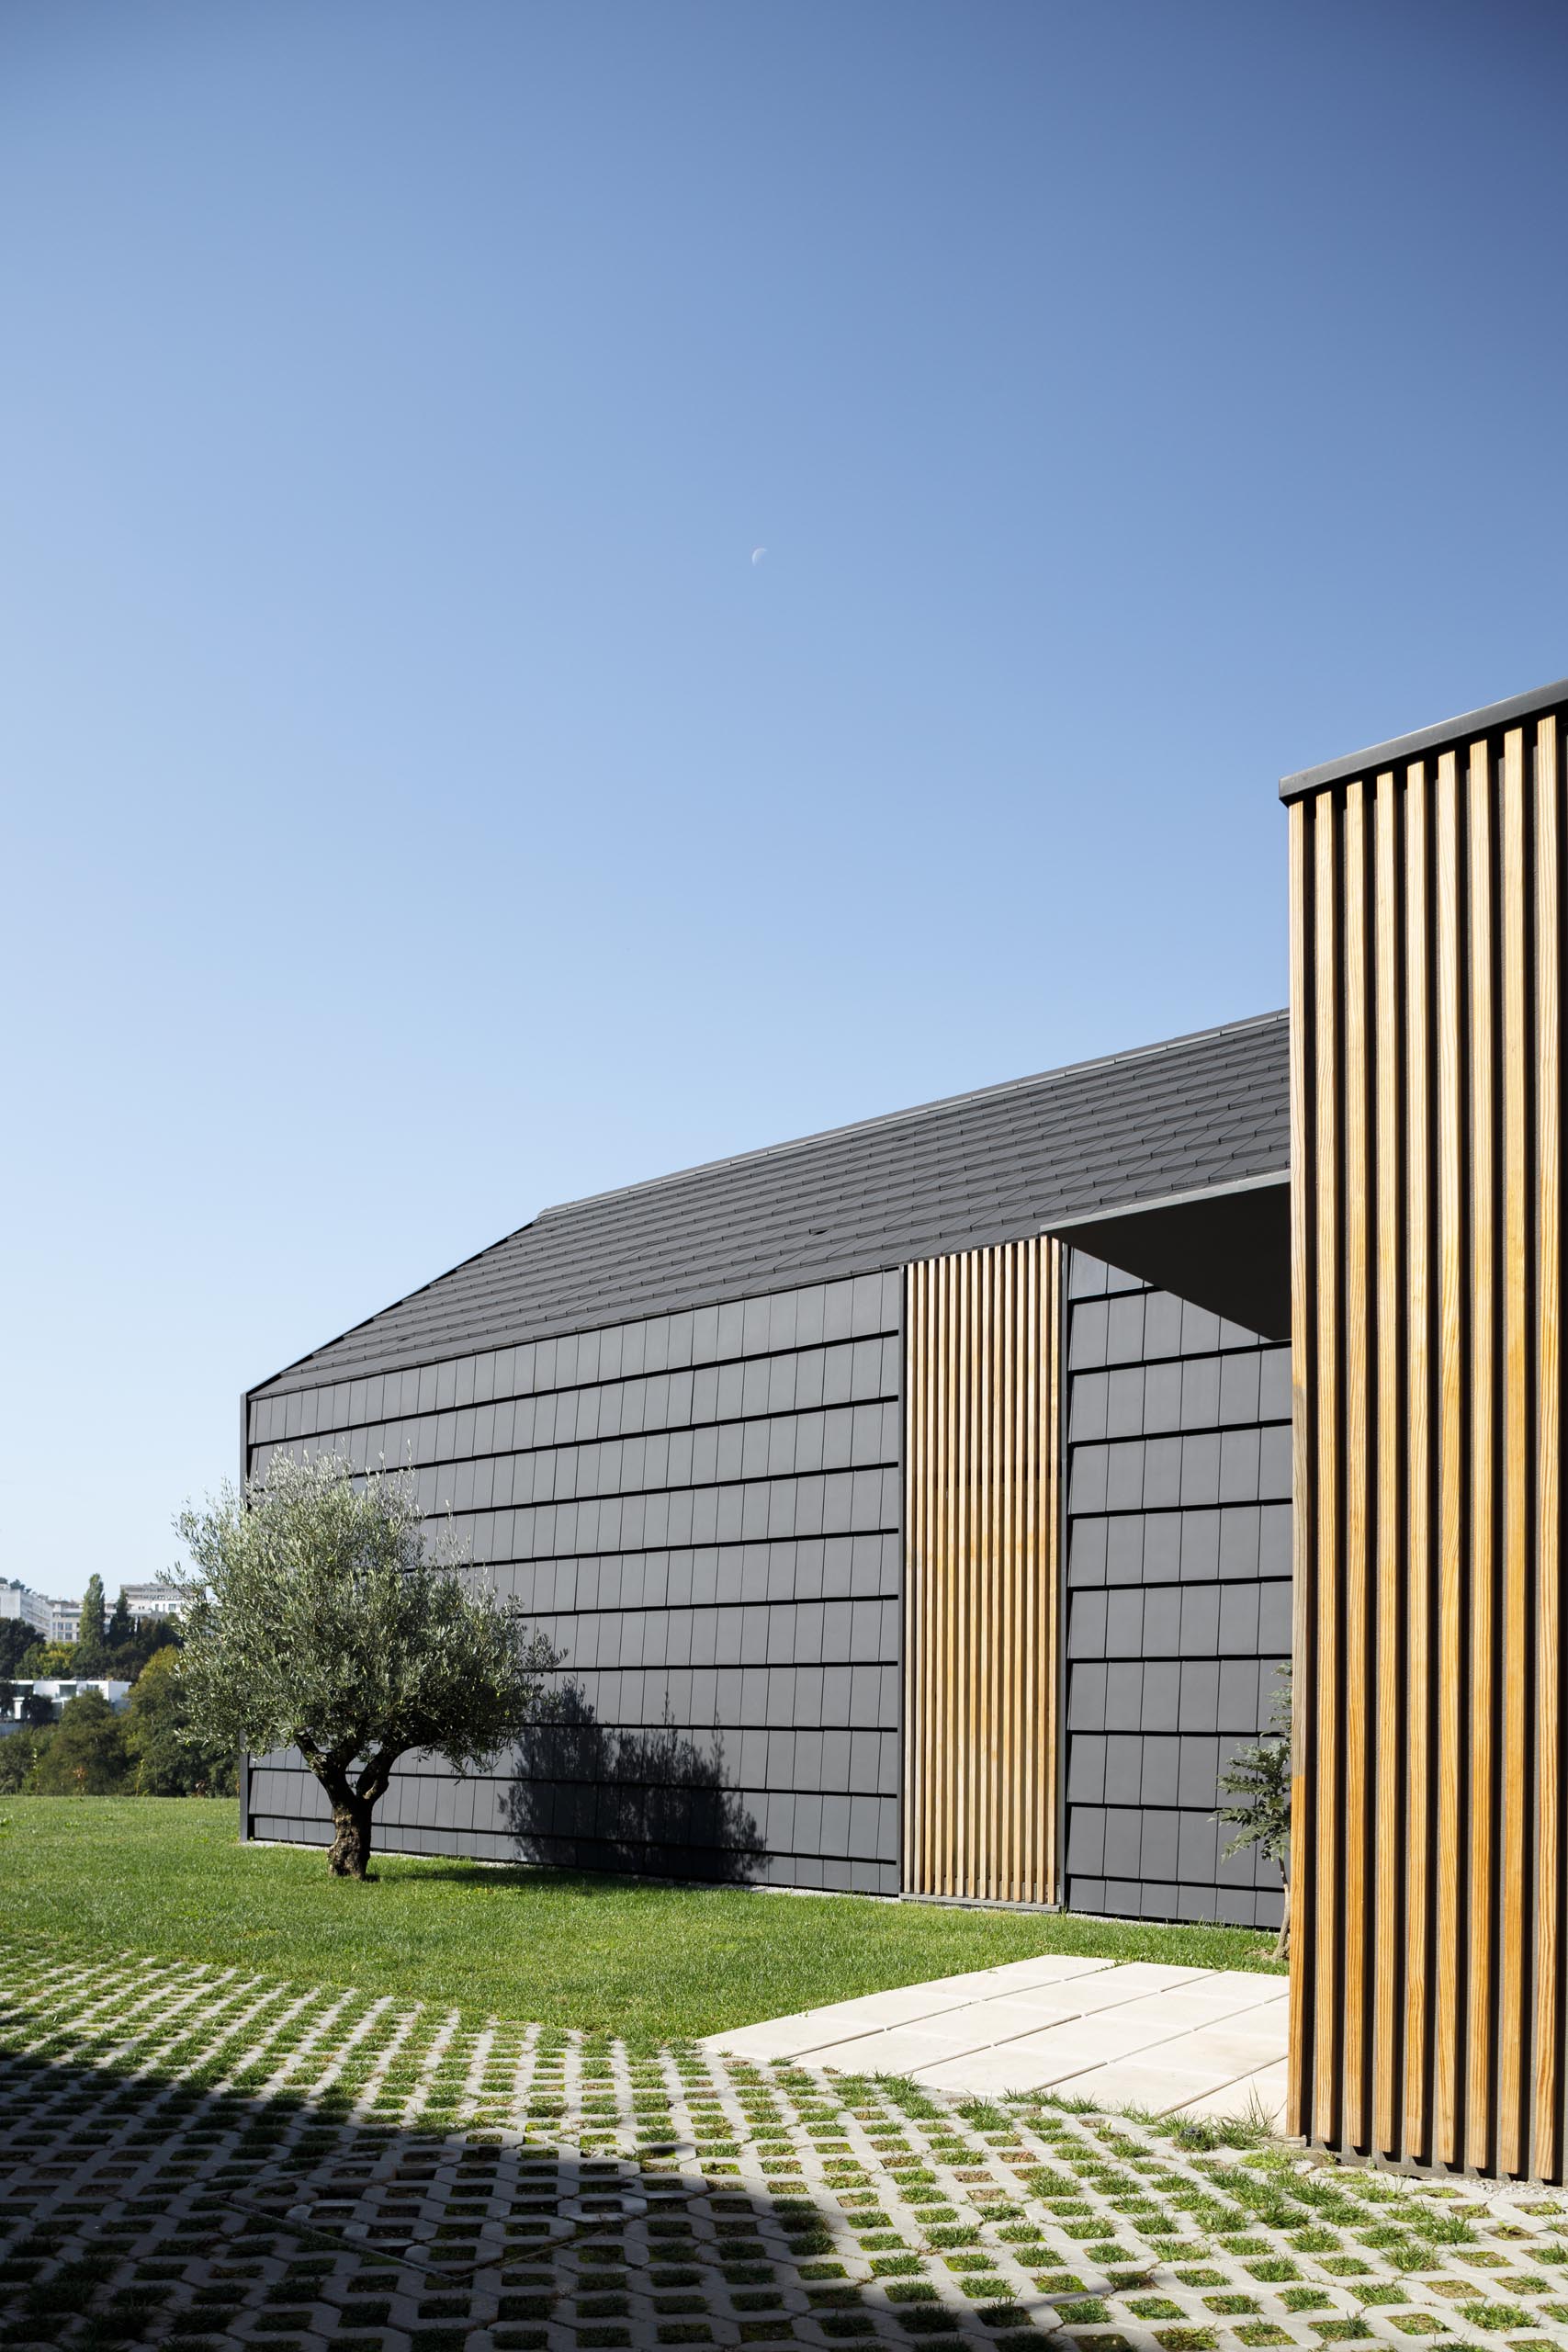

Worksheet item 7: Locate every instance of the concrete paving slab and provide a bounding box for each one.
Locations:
[1172,2059,1292,2126]
[800,2023,987,2074]
[911,2045,1076,2098]
[974,2008,1193,2071]
[1058,2056,1236,2110]
[1141,1974,1291,2021]
[703,2014,872,2062]
[784,1983,992,2030]
[1152,2019,1295,2072]
[928,1995,1100,2040]
[701,1949,1291,2111]
[902,1954,1117,1997]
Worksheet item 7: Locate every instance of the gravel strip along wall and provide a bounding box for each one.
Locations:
[3,1932,1566,2352]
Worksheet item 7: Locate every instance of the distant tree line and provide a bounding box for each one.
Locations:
[2,1455,550,1838]
[0,1570,237,1800]
[0,1571,182,1685]
[0,1647,237,1797]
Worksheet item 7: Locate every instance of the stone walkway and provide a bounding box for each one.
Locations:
[702,1957,1290,2122]
[4,1933,1567,2352]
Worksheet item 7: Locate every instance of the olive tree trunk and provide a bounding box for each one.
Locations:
[327,1794,375,1878]
[308,1744,399,1880]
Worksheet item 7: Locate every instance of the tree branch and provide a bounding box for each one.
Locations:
[355,1745,405,1807]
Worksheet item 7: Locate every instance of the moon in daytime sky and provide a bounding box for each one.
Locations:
[750,546,766,565]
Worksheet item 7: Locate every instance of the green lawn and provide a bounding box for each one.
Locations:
[0,1796,1284,2041]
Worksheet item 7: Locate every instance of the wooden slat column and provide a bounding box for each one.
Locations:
[903,1238,1061,1905]
[1288,709,1568,2180]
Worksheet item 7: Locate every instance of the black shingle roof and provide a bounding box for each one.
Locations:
[255,1009,1291,1395]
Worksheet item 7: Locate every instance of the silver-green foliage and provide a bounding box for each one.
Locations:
[175,1452,555,1869]
[1216,1662,1292,1871]
[1215,1662,1292,1956]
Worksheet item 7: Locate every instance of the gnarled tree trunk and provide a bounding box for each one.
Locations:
[304,1741,400,1880]
[327,1793,374,1878]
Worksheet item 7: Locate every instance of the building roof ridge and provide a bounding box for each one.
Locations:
[250,1005,1291,1395]
[535,1007,1289,1221]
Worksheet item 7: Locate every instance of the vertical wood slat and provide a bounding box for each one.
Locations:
[1288,703,1568,2181]
[1434,746,1464,2168]
[1313,799,1343,2142]
[1404,765,1433,2165]
[1287,797,1313,2142]
[1499,727,1529,2179]
[1535,715,1562,2186]
[903,1238,1061,1905]
[1342,780,1371,2153]
[1466,740,1496,2174]
[1372,766,1403,2163]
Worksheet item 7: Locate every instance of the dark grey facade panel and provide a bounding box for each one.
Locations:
[1063,1249,1290,1931]
[255,1014,1288,1395]
[246,1272,904,1894]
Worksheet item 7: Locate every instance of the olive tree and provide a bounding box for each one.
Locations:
[175,1453,555,1878]
[1215,1662,1292,1962]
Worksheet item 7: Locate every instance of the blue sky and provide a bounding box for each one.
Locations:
[3,1,1566,1591]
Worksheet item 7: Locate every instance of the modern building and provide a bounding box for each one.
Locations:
[48,1599,82,1644]
[245,673,1568,2187]
[246,1012,1291,1930]
[0,1678,131,1724]
[0,1580,52,1637]
[119,1581,182,1628]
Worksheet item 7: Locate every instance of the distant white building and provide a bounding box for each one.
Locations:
[120,1581,182,1627]
[0,1580,179,1650]
[0,1580,51,1636]
[0,1679,132,1724]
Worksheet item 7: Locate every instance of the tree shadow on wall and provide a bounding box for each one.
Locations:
[503,1681,767,1886]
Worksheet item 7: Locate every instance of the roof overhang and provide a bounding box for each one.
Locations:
[1045,1169,1291,1340]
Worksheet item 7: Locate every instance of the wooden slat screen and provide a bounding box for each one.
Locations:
[1288,708,1568,2179]
[903,1238,1061,1904]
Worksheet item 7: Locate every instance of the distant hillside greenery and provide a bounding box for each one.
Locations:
[0,1621,237,1800]
[0,1578,182,1688]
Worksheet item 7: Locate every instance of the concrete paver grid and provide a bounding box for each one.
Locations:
[3,1933,1567,2352]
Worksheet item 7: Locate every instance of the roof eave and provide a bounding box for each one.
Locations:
[1279,674,1568,805]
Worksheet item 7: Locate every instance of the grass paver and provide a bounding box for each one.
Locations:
[2,1932,1567,2352]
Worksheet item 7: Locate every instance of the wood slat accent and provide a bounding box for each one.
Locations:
[1372,764,1403,2163]
[1403,763,1433,2163]
[1288,797,1313,2140]
[1434,747,1464,2169]
[1288,705,1568,2180]
[903,1238,1061,1905]
[1466,739,1496,2176]
[1535,715,1563,2185]
[1342,780,1371,2152]
[1500,727,1529,2178]
[1314,800,1343,2141]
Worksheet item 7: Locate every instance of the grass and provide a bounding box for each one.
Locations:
[0,1795,1284,2041]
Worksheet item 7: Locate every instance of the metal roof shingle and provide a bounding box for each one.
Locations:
[254,1008,1290,1394]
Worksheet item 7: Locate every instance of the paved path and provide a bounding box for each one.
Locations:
[703,1953,1291,2121]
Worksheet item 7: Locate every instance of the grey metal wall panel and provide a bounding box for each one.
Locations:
[245,1271,903,1894]
[1064,1250,1290,1930]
